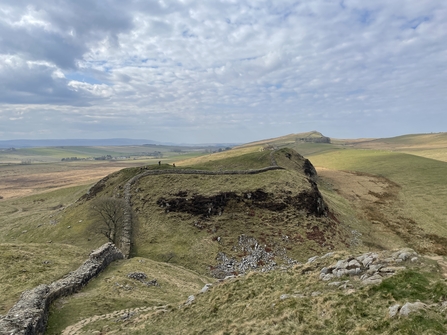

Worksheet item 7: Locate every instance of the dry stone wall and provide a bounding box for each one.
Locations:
[0,243,124,335]
[119,166,285,258]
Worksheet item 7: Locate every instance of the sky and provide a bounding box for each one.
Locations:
[0,0,446,143]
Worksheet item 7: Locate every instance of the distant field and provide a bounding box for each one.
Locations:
[0,146,209,199]
[0,144,211,164]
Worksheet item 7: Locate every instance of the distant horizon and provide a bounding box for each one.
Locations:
[1,1,446,142]
[1,131,446,149]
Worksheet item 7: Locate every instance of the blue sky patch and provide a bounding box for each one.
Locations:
[65,73,103,85]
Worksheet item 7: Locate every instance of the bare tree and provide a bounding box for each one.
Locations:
[90,197,128,244]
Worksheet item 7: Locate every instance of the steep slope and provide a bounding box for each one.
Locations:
[71,148,350,277]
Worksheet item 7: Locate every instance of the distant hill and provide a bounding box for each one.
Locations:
[236,131,331,149]
[0,138,162,148]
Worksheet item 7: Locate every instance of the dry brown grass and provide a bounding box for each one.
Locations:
[317,168,447,255]
[0,159,179,200]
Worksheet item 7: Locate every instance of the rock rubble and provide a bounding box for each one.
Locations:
[319,248,418,285]
[211,235,299,278]
[127,272,159,287]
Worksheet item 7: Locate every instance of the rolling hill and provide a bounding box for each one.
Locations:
[1,132,447,334]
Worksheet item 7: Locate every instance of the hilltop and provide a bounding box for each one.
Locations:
[1,131,447,334]
[66,148,349,277]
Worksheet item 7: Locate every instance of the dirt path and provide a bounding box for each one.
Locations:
[61,305,167,335]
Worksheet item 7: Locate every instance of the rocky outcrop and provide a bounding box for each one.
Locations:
[0,243,124,335]
[296,135,330,144]
[319,248,418,285]
[389,302,427,317]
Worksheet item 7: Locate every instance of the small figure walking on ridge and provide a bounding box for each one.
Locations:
[158,161,161,166]
[173,163,176,168]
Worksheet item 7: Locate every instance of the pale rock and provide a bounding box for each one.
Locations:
[356,254,367,263]
[347,259,361,269]
[366,264,382,274]
[200,284,212,294]
[379,266,405,274]
[185,295,195,306]
[321,274,334,281]
[307,256,319,263]
[362,257,374,267]
[320,267,329,275]
[321,252,334,259]
[383,257,395,263]
[347,268,362,276]
[328,281,342,286]
[335,260,348,269]
[389,304,400,318]
[334,269,349,277]
[399,302,426,316]
[362,274,383,285]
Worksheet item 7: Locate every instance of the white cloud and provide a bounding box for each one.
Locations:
[0,0,446,142]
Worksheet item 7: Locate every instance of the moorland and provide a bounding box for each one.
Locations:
[1,131,447,334]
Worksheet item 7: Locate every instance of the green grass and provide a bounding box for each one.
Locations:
[0,243,86,314]
[73,255,447,335]
[185,150,273,170]
[0,184,107,248]
[370,270,447,302]
[308,149,447,237]
[3,135,447,334]
[46,257,211,334]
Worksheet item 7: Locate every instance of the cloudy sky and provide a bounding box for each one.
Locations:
[0,0,446,143]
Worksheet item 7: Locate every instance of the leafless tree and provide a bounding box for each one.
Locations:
[90,197,128,244]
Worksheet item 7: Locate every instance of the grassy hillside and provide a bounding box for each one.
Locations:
[46,257,211,334]
[308,149,447,240]
[133,261,447,335]
[49,251,447,335]
[2,132,447,334]
[39,147,355,333]
[348,132,447,162]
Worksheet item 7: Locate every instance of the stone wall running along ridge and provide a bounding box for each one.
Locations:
[0,242,124,335]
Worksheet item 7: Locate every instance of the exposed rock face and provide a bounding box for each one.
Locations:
[303,159,318,181]
[296,135,330,144]
[0,243,124,335]
[119,166,286,258]
[157,185,327,219]
[77,175,110,202]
